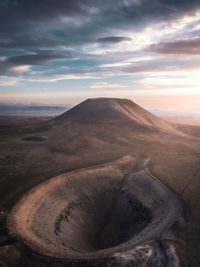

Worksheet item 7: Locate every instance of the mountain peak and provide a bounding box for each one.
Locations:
[56,98,171,130]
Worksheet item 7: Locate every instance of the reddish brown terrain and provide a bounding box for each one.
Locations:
[0,98,200,266]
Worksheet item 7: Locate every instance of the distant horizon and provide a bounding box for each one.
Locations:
[1,98,200,111]
[1,94,200,111]
[1,100,200,120]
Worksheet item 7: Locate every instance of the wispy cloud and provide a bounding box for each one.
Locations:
[9,65,31,74]
[90,82,127,90]
[147,37,200,55]
[0,76,19,86]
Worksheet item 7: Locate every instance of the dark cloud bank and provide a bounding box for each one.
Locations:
[8,51,74,66]
[0,0,200,74]
[97,36,132,43]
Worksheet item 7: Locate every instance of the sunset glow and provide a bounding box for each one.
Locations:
[1,0,200,109]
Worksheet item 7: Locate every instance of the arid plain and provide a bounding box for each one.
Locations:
[0,98,200,267]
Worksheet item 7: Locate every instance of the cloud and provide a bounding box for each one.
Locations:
[0,76,19,86]
[0,56,6,61]
[0,0,92,28]
[0,34,61,49]
[46,74,99,82]
[97,36,132,43]
[123,0,143,7]
[22,73,100,83]
[9,65,30,74]
[7,51,73,66]
[1,0,200,52]
[1,0,200,96]
[90,82,127,89]
[147,37,200,55]
[114,55,200,75]
[0,51,75,78]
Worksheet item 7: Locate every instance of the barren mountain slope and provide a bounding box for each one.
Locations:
[56,98,173,131]
[0,98,200,266]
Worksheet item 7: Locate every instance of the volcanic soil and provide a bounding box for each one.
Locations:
[0,98,200,266]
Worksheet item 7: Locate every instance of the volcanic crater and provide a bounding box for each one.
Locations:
[7,156,183,263]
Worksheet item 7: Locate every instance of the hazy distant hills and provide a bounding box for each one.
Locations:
[1,101,200,122]
[0,103,70,118]
[151,108,200,121]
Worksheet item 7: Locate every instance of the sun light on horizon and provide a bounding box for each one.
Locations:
[1,1,200,110]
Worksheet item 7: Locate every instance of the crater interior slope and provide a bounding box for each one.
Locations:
[7,156,184,265]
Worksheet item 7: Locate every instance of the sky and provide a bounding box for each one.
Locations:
[1,0,200,109]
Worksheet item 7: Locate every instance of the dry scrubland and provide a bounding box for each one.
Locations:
[0,98,200,266]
